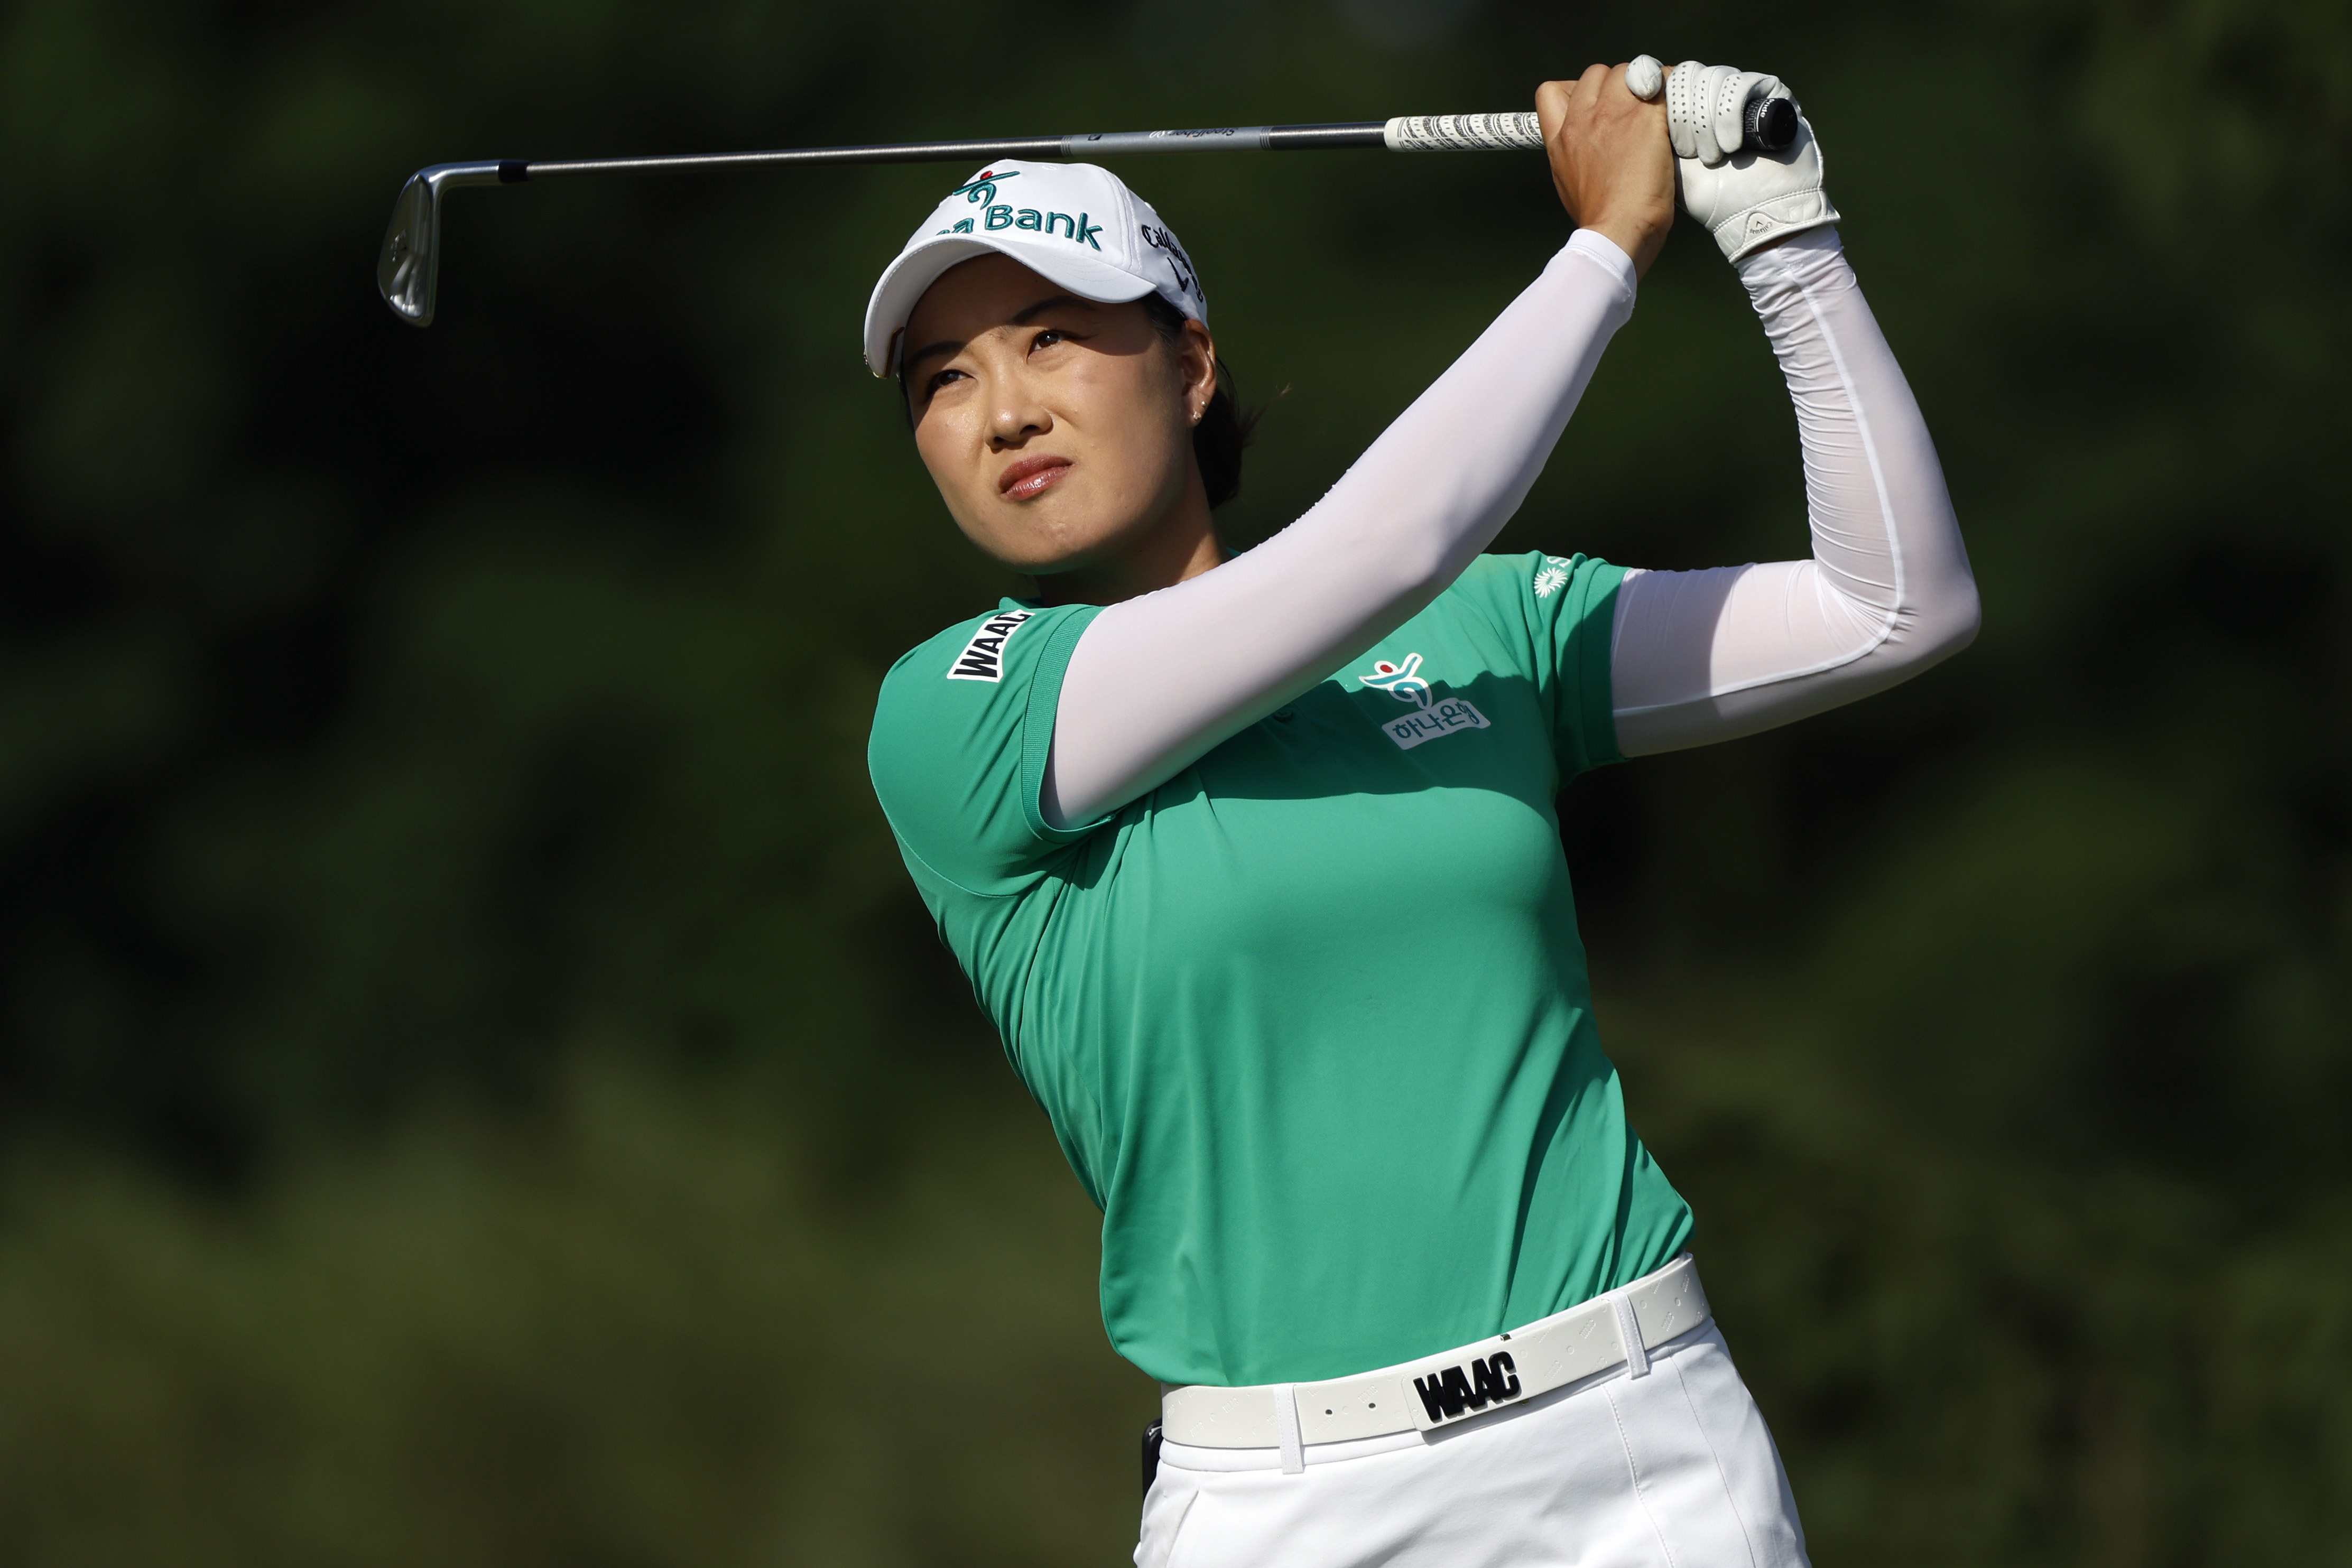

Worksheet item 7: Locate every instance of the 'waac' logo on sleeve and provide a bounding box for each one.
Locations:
[946,609,1034,682]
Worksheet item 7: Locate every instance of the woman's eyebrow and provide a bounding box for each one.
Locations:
[905,294,1099,375]
[902,337,961,374]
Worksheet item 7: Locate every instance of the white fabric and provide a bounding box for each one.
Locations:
[863,160,1208,376]
[1136,1323,1809,1568]
[1609,230,1977,754]
[1610,1293,1652,1379]
[1042,230,1640,827]
[1042,224,1973,820]
[1273,1383,1304,1474]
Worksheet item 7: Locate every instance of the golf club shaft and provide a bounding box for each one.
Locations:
[384,109,1793,327]
[377,115,1549,327]
[515,120,1411,179]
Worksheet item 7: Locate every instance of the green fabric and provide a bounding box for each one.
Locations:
[867,552,1693,1387]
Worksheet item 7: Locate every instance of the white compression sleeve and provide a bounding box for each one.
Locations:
[1043,231,1639,828]
[1607,230,1979,754]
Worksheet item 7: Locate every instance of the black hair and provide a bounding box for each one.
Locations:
[1137,292,1260,509]
[899,292,1261,510]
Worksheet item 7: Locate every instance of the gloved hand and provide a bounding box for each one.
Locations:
[1665,61,1840,262]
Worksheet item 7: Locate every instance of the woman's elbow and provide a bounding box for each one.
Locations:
[1903,574,1981,670]
[1937,568,1983,653]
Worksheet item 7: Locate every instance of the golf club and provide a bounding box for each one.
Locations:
[378,99,1801,328]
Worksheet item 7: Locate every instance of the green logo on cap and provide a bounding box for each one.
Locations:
[949,170,1020,205]
[933,196,1104,250]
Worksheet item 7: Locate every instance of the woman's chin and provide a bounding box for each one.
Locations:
[1006,550,1103,581]
[979,517,1139,580]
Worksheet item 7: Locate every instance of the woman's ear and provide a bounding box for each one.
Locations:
[1178,318,1217,425]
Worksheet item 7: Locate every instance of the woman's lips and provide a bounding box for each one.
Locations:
[998,454,1072,502]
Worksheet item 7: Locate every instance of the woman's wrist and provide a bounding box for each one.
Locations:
[1579,211,1668,279]
[1536,64,1676,280]
[1566,229,1639,296]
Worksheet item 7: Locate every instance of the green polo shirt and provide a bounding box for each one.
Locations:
[867,551,1693,1388]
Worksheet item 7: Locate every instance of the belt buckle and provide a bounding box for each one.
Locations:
[1403,1341,1528,1431]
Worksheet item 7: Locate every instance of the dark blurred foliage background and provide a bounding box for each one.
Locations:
[0,0,2346,1560]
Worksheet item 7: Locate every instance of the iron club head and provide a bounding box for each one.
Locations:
[377,162,506,327]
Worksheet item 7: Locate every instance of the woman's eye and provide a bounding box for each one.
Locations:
[927,367,968,394]
[1032,329,1067,351]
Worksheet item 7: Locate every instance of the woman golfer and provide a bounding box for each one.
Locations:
[865,59,1976,1567]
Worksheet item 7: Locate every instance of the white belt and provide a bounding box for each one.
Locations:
[1161,1254,1710,1454]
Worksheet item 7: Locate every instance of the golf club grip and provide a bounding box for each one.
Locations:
[1379,114,1544,152]
[1379,104,1797,155]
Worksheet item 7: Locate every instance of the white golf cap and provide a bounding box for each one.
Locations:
[862,160,1208,377]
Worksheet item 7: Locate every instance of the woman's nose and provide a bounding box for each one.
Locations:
[989,389,1051,447]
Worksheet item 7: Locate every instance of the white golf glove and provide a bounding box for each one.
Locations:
[1665,61,1840,262]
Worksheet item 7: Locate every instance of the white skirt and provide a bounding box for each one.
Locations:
[1137,1322,1809,1568]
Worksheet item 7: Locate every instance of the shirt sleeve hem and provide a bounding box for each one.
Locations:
[1575,560,1631,772]
[1019,604,1112,844]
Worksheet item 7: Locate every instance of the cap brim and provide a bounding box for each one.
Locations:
[863,234,1156,376]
